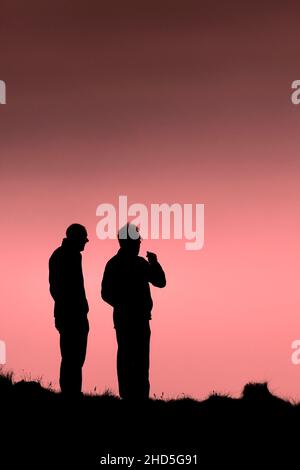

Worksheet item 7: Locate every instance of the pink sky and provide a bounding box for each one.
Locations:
[1,1,300,399]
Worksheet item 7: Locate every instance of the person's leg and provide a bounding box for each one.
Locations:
[134,322,151,399]
[59,319,89,396]
[59,329,74,395]
[77,319,89,392]
[116,326,135,399]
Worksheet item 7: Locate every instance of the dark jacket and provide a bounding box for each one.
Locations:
[49,238,89,323]
[101,248,166,327]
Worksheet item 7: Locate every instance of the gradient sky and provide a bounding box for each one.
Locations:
[1,1,300,399]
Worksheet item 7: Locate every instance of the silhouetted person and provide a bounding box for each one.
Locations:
[49,224,89,397]
[101,223,166,400]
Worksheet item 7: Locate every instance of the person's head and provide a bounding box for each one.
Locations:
[66,223,89,251]
[118,223,141,256]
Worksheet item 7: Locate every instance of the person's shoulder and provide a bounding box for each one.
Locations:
[49,246,62,262]
[105,253,120,268]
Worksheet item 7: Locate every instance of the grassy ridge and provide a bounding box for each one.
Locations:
[1,370,299,467]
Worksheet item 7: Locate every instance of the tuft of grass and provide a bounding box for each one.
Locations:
[0,366,14,384]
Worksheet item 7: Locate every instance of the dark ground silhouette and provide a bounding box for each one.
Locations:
[1,370,299,467]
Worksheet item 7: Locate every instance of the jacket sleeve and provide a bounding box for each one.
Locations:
[101,262,116,307]
[147,260,166,288]
[49,251,89,313]
[49,253,64,302]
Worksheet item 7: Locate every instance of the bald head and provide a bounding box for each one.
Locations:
[66,224,89,251]
[118,223,141,256]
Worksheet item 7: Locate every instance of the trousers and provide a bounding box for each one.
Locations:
[57,317,89,396]
[115,320,151,400]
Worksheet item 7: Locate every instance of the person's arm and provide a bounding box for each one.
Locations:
[49,253,63,302]
[101,262,116,307]
[49,251,88,311]
[146,251,166,288]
